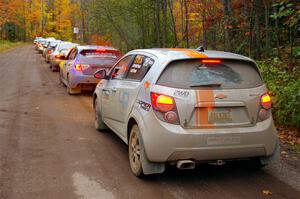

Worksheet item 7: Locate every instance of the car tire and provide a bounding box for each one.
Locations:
[59,70,64,85]
[129,125,144,177]
[52,65,57,72]
[94,98,107,130]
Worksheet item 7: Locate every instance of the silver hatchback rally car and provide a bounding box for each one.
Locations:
[93,48,279,177]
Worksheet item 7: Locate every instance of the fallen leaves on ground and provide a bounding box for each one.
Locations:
[278,127,300,146]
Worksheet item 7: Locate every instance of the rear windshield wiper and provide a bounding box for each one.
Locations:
[190,83,222,87]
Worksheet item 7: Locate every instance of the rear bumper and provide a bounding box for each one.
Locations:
[69,72,100,89]
[51,59,61,68]
[140,111,277,162]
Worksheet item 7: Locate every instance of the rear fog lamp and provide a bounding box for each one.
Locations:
[164,111,178,124]
[259,109,269,121]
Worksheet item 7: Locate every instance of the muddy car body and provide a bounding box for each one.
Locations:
[49,42,78,72]
[60,45,121,94]
[93,48,279,176]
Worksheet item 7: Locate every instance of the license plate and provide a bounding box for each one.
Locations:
[209,110,232,123]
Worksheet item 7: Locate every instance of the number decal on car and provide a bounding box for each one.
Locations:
[174,90,189,98]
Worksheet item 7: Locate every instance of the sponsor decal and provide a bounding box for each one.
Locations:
[214,93,227,99]
[134,55,143,65]
[143,57,154,67]
[207,136,240,145]
[137,100,151,111]
[130,68,137,73]
[131,64,142,69]
[174,90,189,98]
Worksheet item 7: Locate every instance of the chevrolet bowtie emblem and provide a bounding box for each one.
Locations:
[215,93,227,99]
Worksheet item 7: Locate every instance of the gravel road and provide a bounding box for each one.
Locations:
[0,45,299,199]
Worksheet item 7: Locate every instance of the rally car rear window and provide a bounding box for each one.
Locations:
[80,50,119,58]
[157,59,263,89]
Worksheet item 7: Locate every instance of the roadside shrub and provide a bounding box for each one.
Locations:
[257,58,300,130]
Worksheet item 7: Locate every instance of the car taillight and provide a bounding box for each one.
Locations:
[150,92,179,124]
[55,55,61,59]
[261,93,271,109]
[258,93,272,121]
[48,50,53,54]
[151,93,174,112]
[75,64,83,71]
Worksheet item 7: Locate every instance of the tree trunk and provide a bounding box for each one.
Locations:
[162,0,167,47]
[184,0,189,48]
[222,0,232,51]
[155,0,161,47]
[168,0,178,47]
[252,0,262,59]
[179,0,184,46]
[263,0,270,56]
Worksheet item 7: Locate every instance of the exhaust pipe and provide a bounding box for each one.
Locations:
[176,160,196,170]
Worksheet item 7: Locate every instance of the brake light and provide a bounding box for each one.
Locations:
[96,49,107,52]
[151,92,179,124]
[55,55,61,59]
[201,59,222,64]
[151,93,174,112]
[261,93,271,109]
[75,64,83,71]
[48,50,52,54]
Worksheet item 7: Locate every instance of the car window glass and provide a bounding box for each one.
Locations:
[111,55,134,80]
[126,55,155,81]
[66,49,73,59]
[157,59,263,89]
[69,49,77,60]
[73,50,78,59]
[68,49,75,60]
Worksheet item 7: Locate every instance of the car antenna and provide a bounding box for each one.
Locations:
[196,46,205,52]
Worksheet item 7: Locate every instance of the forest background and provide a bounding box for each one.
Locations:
[0,0,299,132]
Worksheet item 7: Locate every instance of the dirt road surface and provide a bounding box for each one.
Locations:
[0,45,299,199]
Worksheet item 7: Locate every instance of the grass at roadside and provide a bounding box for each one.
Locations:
[0,40,25,52]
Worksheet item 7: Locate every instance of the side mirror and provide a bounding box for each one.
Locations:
[94,69,108,79]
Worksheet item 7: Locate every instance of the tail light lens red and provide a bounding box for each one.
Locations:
[151,92,179,124]
[54,55,61,59]
[48,50,53,54]
[261,93,271,109]
[151,93,174,112]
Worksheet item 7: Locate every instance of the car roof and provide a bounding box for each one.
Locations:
[76,45,119,51]
[130,48,253,62]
